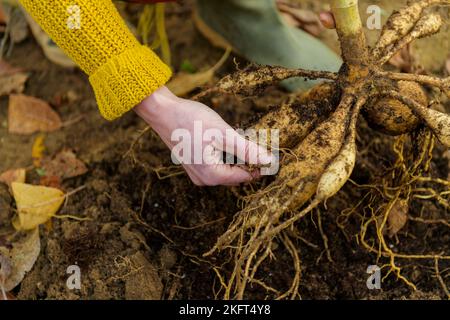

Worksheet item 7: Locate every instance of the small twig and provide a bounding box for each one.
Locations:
[61,115,85,128]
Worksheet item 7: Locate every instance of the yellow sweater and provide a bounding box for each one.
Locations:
[18,0,172,120]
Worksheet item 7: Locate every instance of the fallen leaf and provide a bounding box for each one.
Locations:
[386,199,409,238]
[277,0,324,37]
[0,5,6,24]
[11,182,65,231]
[0,73,28,96]
[167,49,230,96]
[39,175,62,189]
[41,149,88,181]
[0,228,40,291]
[0,168,26,188]
[0,291,16,300]
[0,60,24,76]
[8,94,62,135]
[31,134,46,167]
[0,60,28,96]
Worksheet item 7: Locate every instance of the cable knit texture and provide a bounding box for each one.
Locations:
[19,0,172,120]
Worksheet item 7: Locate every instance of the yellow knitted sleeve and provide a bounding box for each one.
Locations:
[18,0,172,120]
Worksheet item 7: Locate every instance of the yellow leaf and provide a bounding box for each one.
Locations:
[31,134,46,167]
[11,182,65,231]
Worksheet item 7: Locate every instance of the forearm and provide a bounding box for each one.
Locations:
[19,0,172,120]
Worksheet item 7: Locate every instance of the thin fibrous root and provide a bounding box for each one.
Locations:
[211,65,338,97]
[378,90,450,147]
[377,71,450,97]
[372,0,449,59]
[378,13,443,65]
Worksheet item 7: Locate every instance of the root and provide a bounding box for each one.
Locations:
[434,258,450,299]
[122,126,152,163]
[317,209,334,263]
[377,13,443,65]
[372,0,449,60]
[200,65,337,98]
[278,231,302,300]
[377,71,450,96]
[348,126,450,291]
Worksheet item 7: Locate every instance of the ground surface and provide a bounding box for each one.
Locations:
[0,0,449,299]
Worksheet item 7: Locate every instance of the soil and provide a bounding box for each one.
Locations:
[0,0,449,299]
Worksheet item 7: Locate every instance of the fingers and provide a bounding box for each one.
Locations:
[223,131,275,166]
[185,164,256,186]
[319,12,336,29]
[212,165,255,186]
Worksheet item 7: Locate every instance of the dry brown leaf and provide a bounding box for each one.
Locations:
[8,94,62,135]
[41,149,88,181]
[386,199,409,238]
[277,0,324,37]
[0,228,40,291]
[0,5,6,25]
[0,168,26,188]
[0,60,28,96]
[11,182,65,231]
[0,60,24,76]
[0,73,28,96]
[167,49,230,96]
[39,175,62,189]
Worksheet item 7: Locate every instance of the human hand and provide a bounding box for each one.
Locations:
[319,12,336,29]
[134,86,275,186]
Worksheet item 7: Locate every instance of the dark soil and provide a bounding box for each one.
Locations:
[0,0,449,300]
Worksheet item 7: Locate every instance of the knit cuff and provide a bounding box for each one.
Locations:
[89,45,172,120]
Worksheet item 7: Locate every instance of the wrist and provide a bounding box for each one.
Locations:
[134,86,178,126]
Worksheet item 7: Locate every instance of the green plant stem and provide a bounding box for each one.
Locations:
[330,0,369,67]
